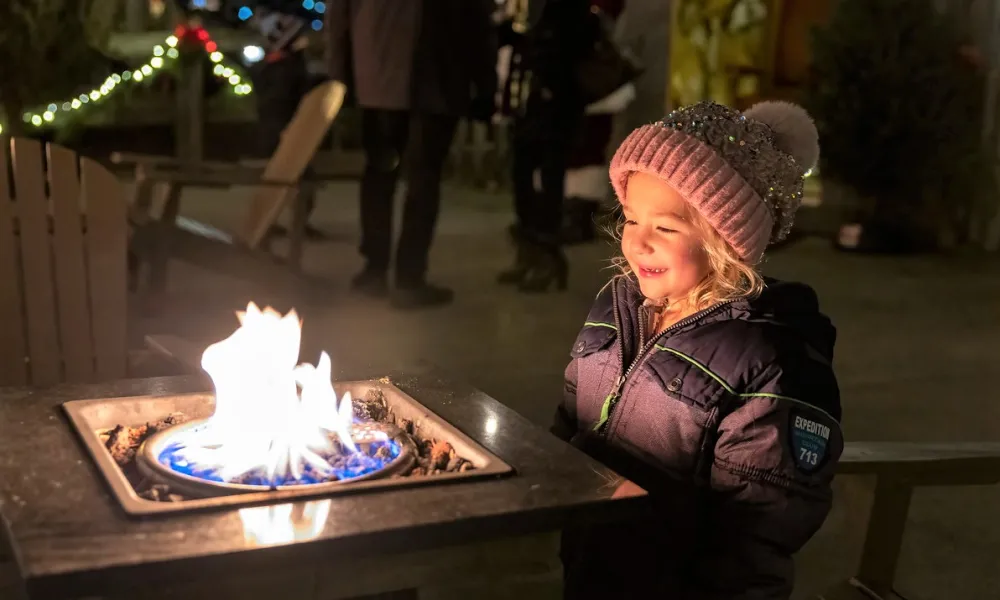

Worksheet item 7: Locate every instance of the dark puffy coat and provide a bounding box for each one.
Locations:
[324,0,497,115]
[555,275,843,600]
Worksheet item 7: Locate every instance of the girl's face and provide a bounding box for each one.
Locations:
[621,172,711,304]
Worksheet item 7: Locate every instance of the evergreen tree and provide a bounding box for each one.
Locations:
[804,0,989,243]
[0,1,117,135]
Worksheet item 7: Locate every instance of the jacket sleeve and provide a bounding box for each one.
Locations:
[690,368,844,600]
[323,0,351,84]
[551,357,580,442]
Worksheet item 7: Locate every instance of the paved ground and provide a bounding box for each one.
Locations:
[133,182,1000,599]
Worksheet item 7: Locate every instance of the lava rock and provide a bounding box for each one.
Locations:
[430,440,453,470]
[105,424,149,467]
[354,388,389,422]
[138,483,173,501]
[148,413,187,433]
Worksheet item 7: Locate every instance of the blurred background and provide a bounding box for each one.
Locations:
[1,1,999,598]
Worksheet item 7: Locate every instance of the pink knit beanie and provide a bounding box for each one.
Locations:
[609,101,819,264]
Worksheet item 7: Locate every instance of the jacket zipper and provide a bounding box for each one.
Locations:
[593,288,736,436]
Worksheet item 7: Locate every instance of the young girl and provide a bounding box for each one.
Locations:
[554,100,843,599]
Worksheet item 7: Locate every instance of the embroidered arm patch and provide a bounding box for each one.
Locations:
[788,408,832,474]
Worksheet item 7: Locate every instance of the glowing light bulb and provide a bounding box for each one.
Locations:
[303,0,315,9]
[151,57,164,68]
[222,68,234,77]
[0,124,3,135]
[315,2,326,13]
[311,19,322,31]
[210,51,223,63]
[123,71,132,81]
[166,35,179,47]
[243,45,264,63]
[80,95,89,104]
[167,48,179,59]
[213,64,225,75]
[71,99,81,109]
[238,6,253,20]
[229,74,241,84]
[141,64,153,76]
[134,71,144,82]
[62,102,71,111]
[31,115,42,126]
[47,103,57,112]
[90,91,101,101]
[153,45,165,57]
[112,74,122,83]
[42,111,54,122]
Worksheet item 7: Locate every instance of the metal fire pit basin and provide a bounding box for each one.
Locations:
[63,379,515,516]
[137,419,417,498]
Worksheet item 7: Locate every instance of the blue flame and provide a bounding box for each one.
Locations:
[158,439,402,487]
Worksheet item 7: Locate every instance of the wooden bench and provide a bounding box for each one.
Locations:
[117,80,353,303]
[816,442,1000,600]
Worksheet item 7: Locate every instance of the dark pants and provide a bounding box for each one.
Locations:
[512,96,582,239]
[359,109,458,286]
[250,51,316,216]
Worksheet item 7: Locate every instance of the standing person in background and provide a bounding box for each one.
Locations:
[325,0,498,310]
[245,1,326,240]
[562,0,630,245]
[497,0,598,293]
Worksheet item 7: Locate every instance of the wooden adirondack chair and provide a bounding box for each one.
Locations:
[0,137,131,387]
[0,136,193,596]
[117,80,351,301]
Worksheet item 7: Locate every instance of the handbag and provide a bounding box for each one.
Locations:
[574,9,642,105]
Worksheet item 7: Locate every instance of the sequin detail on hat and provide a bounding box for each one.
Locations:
[657,102,806,243]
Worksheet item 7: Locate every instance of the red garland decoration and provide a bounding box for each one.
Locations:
[174,24,218,55]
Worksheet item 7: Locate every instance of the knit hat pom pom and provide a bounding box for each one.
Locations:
[743,101,819,174]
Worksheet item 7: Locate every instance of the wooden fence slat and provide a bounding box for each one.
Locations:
[81,158,128,382]
[47,145,95,383]
[11,138,60,386]
[0,140,28,386]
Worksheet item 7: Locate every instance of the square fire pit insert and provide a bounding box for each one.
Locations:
[63,379,515,516]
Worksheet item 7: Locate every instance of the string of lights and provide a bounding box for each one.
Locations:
[0,25,252,135]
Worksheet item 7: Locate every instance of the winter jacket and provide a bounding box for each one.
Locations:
[324,0,497,116]
[555,275,843,600]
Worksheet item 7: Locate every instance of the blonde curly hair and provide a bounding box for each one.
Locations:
[609,200,765,312]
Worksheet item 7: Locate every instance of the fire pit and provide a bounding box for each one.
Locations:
[63,303,513,515]
[138,419,415,498]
